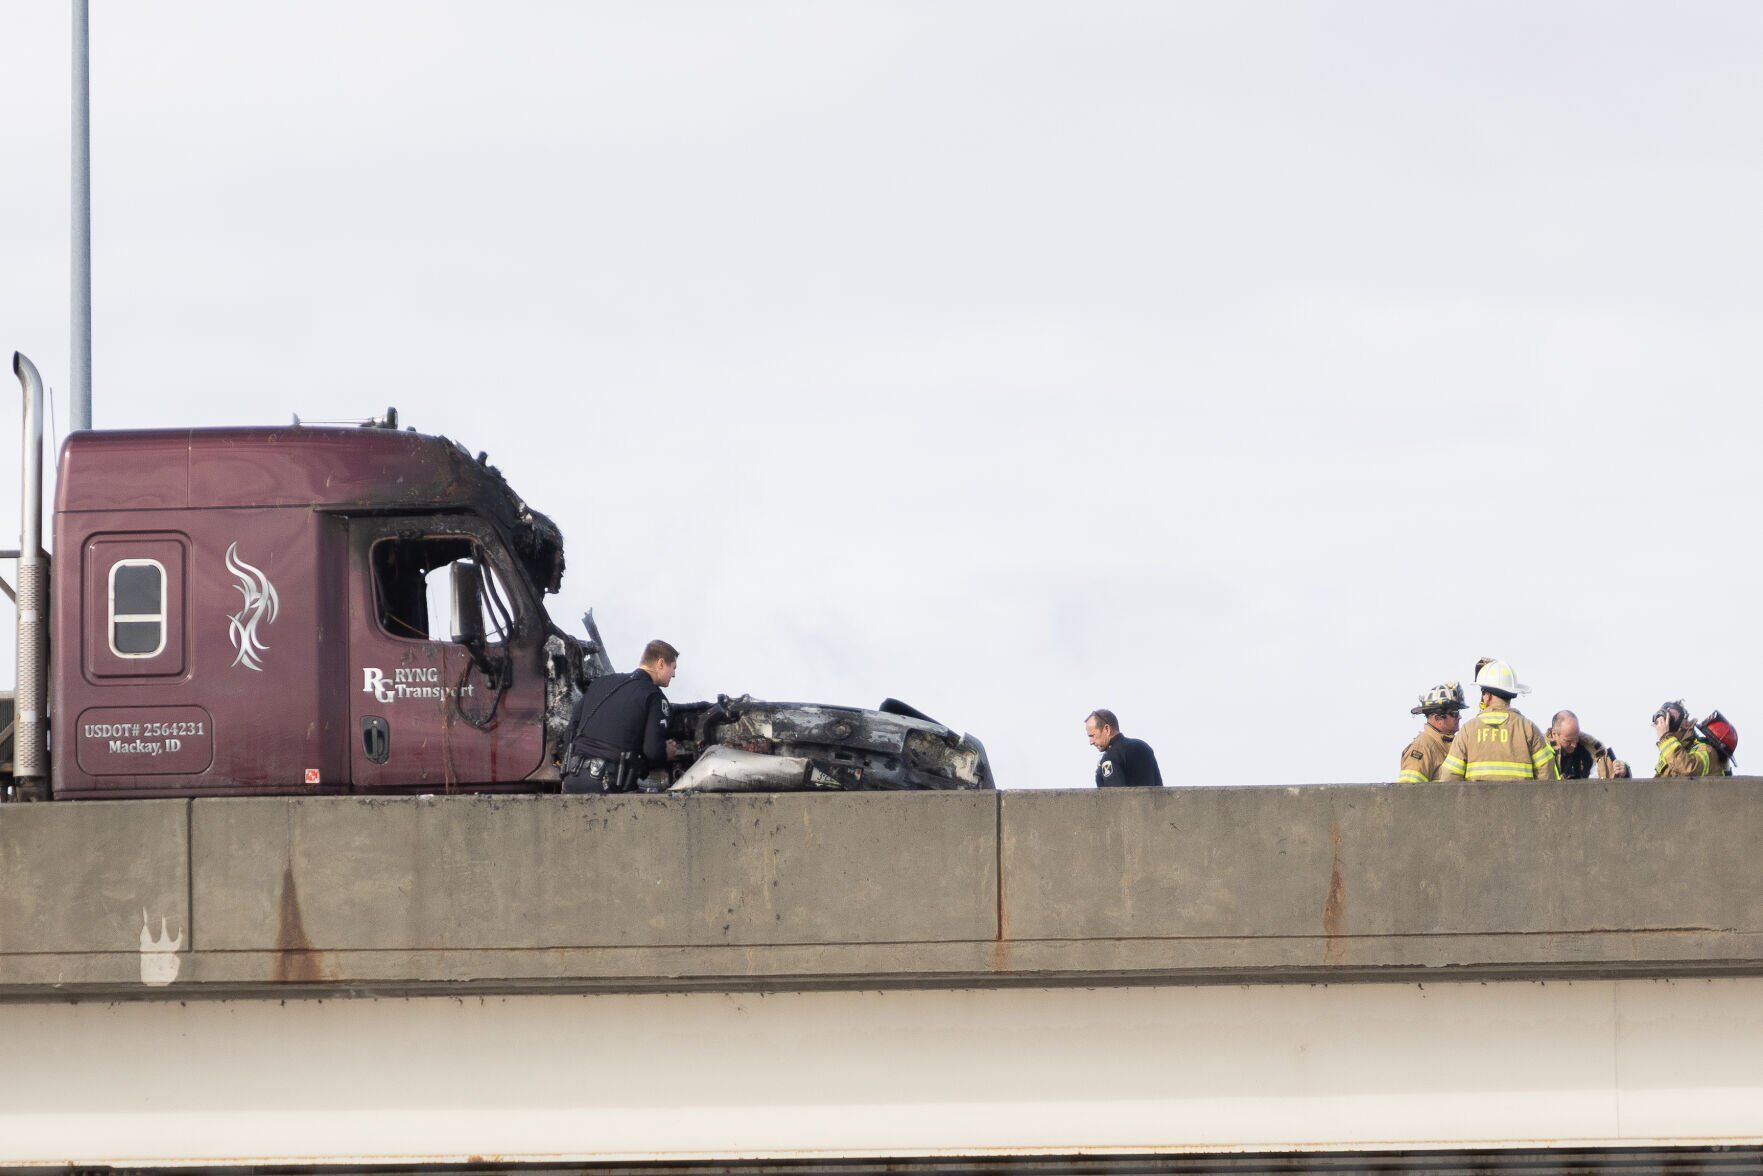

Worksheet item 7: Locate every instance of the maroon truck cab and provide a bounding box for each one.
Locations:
[51,426,571,798]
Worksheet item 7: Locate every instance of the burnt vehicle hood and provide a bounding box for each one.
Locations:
[667,695,993,791]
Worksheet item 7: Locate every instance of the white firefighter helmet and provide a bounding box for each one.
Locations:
[1474,658,1529,697]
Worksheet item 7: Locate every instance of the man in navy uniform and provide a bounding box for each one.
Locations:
[562,639,678,793]
[1085,708,1164,788]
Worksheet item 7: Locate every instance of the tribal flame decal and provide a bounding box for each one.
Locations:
[225,542,280,671]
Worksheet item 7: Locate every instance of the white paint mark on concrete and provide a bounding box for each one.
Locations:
[138,910,182,987]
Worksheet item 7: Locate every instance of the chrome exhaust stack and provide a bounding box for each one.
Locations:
[11,352,48,796]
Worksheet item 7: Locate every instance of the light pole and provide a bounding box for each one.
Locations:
[71,0,92,432]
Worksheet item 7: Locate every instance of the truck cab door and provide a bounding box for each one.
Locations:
[347,516,546,790]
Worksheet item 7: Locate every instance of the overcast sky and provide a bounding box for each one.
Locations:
[3,2,1762,789]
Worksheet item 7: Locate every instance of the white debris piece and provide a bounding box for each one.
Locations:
[670,745,842,792]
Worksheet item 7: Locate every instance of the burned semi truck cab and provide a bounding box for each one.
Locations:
[7,352,990,800]
[51,425,573,798]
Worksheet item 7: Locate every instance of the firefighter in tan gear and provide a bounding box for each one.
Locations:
[1398,681,1465,783]
[1652,702,1739,777]
[1436,660,1559,781]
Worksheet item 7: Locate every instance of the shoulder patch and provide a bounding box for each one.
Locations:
[1409,749,1424,761]
[1101,760,1115,778]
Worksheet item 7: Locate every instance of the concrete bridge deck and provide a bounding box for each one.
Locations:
[7,780,1763,1167]
[3,778,1759,1000]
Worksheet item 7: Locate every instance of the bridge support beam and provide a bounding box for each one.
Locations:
[4,977,1763,1167]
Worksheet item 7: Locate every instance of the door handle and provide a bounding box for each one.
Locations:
[361,715,390,764]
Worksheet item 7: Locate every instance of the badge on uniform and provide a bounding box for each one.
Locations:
[1101,761,1115,778]
[1409,749,1423,761]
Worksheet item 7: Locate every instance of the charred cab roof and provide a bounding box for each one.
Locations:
[56,426,565,593]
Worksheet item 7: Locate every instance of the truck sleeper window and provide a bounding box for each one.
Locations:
[108,559,167,658]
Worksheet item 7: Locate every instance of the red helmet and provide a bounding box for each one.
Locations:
[1698,710,1738,763]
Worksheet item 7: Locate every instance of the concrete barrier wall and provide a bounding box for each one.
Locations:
[4,780,1763,999]
[0,799,187,957]
[191,793,998,951]
[1001,779,1763,940]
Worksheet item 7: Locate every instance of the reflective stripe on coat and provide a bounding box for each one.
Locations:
[1437,704,1558,781]
[1397,724,1451,784]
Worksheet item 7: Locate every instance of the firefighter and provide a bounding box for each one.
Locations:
[1086,709,1164,788]
[1653,702,1738,777]
[1398,681,1465,783]
[562,639,679,794]
[1436,660,1559,781]
[1652,700,1696,776]
[1547,710,1630,779]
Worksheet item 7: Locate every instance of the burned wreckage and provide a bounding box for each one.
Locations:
[0,364,990,800]
[565,628,992,793]
[667,695,991,792]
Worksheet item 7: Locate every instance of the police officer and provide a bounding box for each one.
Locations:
[1085,709,1164,788]
[1547,710,1629,779]
[562,639,678,794]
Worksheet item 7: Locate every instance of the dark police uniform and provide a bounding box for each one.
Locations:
[1554,741,1596,780]
[1551,731,1621,780]
[1095,734,1164,788]
[562,669,669,793]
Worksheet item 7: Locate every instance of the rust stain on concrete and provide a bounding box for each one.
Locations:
[273,865,330,983]
[1322,820,1347,964]
[990,937,1010,973]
